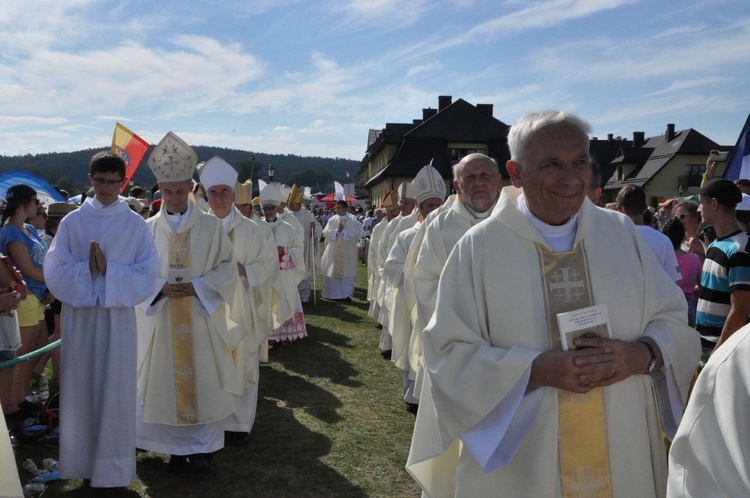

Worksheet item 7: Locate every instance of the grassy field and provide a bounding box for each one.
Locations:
[14,265,422,497]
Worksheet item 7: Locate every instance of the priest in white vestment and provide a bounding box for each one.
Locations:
[44,152,159,491]
[288,185,321,303]
[376,182,416,353]
[135,133,240,474]
[667,322,750,497]
[384,163,446,412]
[321,200,362,301]
[368,191,399,319]
[261,184,307,343]
[407,111,701,497]
[200,157,278,445]
[408,153,502,398]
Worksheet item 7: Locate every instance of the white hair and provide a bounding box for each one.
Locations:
[507,111,591,168]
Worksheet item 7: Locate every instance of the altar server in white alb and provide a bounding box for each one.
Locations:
[199,157,278,445]
[44,151,159,492]
[407,111,701,497]
[321,200,362,301]
[261,183,308,343]
[136,132,240,474]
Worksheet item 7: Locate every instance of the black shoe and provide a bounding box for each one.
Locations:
[225,431,250,447]
[167,455,191,473]
[380,350,392,360]
[405,402,419,416]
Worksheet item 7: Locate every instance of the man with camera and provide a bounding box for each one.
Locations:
[694,178,750,352]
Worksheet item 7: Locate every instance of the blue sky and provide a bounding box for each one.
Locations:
[0,0,748,161]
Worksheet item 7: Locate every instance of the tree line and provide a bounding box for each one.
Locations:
[0,147,361,198]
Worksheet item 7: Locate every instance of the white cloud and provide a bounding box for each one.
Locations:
[330,0,429,30]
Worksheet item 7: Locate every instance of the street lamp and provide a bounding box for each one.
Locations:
[268,165,275,182]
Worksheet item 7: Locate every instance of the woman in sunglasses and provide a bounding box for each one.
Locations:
[673,199,704,260]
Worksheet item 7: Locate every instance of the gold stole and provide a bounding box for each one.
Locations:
[169,231,198,425]
[536,242,612,497]
[332,217,345,278]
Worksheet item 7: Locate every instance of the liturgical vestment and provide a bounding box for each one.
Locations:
[668,322,750,497]
[45,198,159,487]
[136,202,240,455]
[407,187,701,498]
[220,207,278,434]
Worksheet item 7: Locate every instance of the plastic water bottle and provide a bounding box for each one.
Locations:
[39,373,49,402]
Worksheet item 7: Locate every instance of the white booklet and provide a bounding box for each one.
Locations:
[557,304,611,351]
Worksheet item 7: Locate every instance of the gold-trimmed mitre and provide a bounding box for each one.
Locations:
[148,132,196,183]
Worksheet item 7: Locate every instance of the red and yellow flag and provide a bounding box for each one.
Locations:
[111,123,150,194]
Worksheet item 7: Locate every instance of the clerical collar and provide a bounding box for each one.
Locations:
[166,204,191,232]
[464,197,499,220]
[517,193,579,252]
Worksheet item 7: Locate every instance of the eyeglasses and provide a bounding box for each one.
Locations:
[675,213,690,221]
[91,177,123,186]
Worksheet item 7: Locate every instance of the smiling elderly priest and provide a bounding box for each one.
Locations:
[407,111,701,497]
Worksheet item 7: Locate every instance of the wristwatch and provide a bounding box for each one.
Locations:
[638,340,657,374]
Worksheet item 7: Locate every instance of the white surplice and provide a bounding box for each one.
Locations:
[136,201,240,455]
[407,187,701,498]
[44,197,159,487]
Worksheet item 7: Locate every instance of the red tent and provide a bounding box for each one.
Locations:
[318,192,358,207]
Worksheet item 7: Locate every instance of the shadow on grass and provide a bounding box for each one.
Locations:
[261,367,344,423]
[135,393,367,497]
[267,328,363,388]
[303,301,371,323]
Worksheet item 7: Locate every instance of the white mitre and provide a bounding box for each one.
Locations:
[413,162,446,203]
[148,132,196,182]
[235,180,253,204]
[199,156,238,190]
[397,180,415,200]
[278,183,292,202]
[260,183,286,206]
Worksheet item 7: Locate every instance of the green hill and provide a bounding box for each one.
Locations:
[0,147,361,198]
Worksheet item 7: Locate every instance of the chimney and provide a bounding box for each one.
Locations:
[633,131,645,147]
[666,123,675,142]
[607,133,614,143]
[423,108,437,121]
[476,103,494,117]
[438,95,452,111]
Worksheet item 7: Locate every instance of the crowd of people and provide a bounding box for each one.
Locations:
[1,110,749,496]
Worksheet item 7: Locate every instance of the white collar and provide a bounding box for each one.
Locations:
[517,193,579,252]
